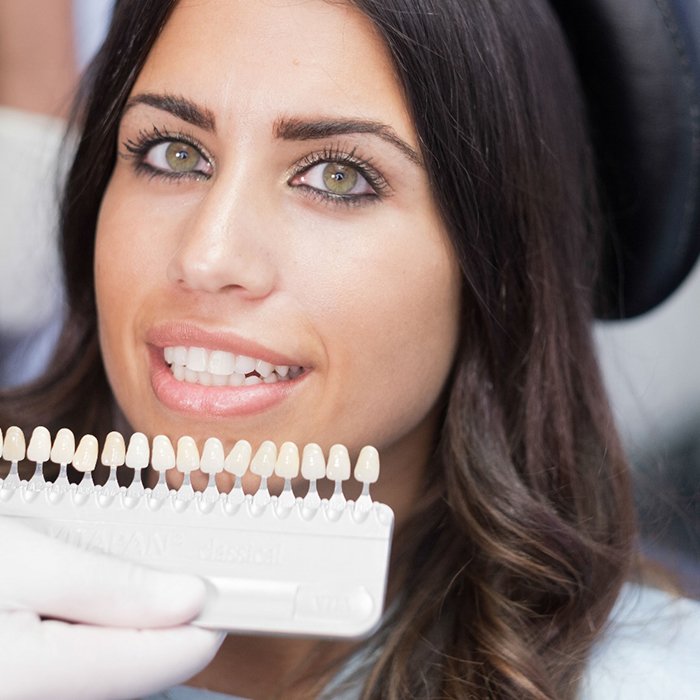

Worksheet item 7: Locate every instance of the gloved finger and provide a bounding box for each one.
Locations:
[0,610,224,700]
[0,517,207,627]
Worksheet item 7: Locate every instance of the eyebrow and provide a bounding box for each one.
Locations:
[122,92,422,166]
[123,93,216,131]
[274,116,423,165]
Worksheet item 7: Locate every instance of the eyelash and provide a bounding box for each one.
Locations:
[119,127,390,206]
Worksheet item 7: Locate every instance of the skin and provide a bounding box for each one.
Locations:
[95,0,461,695]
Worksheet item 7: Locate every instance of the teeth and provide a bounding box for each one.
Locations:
[50,428,75,464]
[164,346,299,387]
[152,435,176,472]
[354,445,380,484]
[27,426,51,463]
[224,439,252,476]
[326,444,351,481]
[101,431,126,467]
[200,437,225,474]
[73,435,98,472]
[250,440,277,478]
[2,426,26,462]
[275,441,300,479]
[301,443,326,480]
[176,436,200,473]
[125,432,150,470]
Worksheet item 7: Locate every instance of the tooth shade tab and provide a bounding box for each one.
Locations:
[125,432,150,470]
[201,438,225,474]
[72,435,99,473]
[251,441,277,478]
[354,446,380,484]
[301,443,326,480]
[275,442,300,479]
[326,444,351,481]
[152,435,176,472]
[27,426,51,463]
[50,428,75,464]
[224,440,252,477]
[101,431,126,467]
[176,436,200,473]
[2,426,26,462]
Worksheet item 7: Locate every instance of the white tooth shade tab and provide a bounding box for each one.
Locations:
[275,442,300,479]
[176,436,200,473]
[224,440,252,477]
[250,441,277,478]
[354,446,380,484]
[2,426,26,462]
[72,435,99,472]
[301,443,326,480]
[27,426,51,463]
[125,432,150,470]
[101,431,126,467]
[50,428,75,464]
[326,444,351,481]
[152,435,176,472]
[200,438,225,474]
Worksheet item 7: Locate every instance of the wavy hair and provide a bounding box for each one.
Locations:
[1,1,635,698]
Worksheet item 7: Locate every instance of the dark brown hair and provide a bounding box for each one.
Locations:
[1,1,635,698]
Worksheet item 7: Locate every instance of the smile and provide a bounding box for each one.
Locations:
[164,346,305,387]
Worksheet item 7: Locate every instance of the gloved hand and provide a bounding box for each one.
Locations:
[0,516,224,700]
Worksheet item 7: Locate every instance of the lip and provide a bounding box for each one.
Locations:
[147,322,309,417]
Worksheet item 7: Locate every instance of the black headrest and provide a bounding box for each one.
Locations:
[550,0,700,318]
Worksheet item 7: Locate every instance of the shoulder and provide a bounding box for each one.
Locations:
[581,584,700,699]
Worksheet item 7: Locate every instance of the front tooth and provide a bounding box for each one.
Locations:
[200,437,225,474]
[185,368,198,383]
[50,428,75,464]
[186,347,207,372]
[208,350,236,375]
[73,435,98,472]
[173,346,187,365]
[125,432,150,470]
[212,373,228,386]
[224,439,252,476]
[250,440,277,477]
[199,371,213,386]
[354,445,380,483]
[234,354,257,374]
[152,435,175,472]
[274,365,290,378]
[101,431,126,467]
[229,373,245,386]
[275,442,300,479]
[256,360,274,378]
[2,426,26,462]
[27,426,51,462]
[164,347,175,364]
[326,444,351,481]
[176,436,200,473]
[301,443,326,480]
[173,364,186,381]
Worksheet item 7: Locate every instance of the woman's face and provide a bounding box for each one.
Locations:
[96,0,460,503]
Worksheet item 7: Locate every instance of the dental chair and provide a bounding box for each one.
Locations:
[552,0,700,594]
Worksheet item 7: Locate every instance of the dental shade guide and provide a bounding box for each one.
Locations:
[0,426,393,639]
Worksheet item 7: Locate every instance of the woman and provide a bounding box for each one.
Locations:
[1,0,691,698]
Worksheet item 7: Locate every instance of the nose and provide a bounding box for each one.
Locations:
[167,179,276,299]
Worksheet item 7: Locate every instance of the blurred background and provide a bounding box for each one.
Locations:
[0,0,697,594]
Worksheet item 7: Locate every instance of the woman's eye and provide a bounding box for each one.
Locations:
[144,140,212,177]
[293,162,375,197]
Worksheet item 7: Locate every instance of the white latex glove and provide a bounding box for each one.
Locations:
[0,516,224,700]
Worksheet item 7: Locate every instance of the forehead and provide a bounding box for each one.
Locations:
[133,0,412,131]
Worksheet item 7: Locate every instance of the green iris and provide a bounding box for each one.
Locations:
[165,142,200,172]
[322,163,358,195]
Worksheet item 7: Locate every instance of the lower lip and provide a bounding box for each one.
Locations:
[149,346,304,417]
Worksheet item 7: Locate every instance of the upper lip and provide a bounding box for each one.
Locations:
[146,321,308,368]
